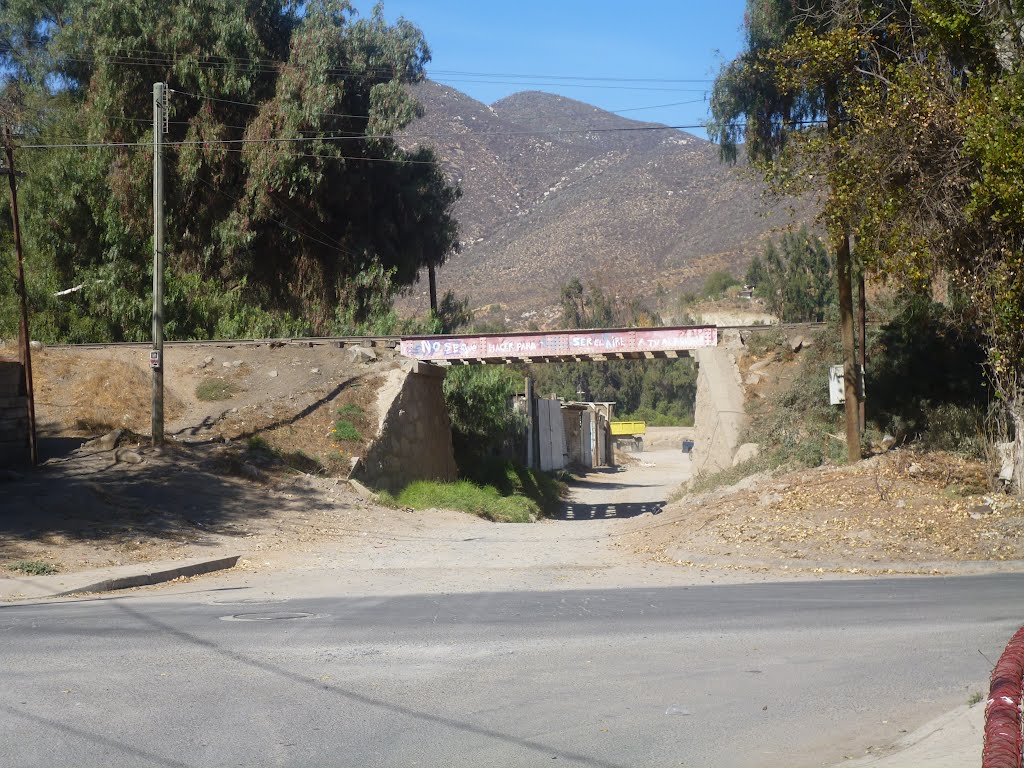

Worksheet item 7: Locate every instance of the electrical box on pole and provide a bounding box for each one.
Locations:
[152,83,167,445]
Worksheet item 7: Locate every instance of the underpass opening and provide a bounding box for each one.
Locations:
[391,325,737,521]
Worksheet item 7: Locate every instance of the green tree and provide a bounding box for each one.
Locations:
[702,270,740,299]
[709,0,905,462]
[711,0,1024,487]
[0,0,460,340]
[759,227,833,322]
[745,254,767,290]
[534,281,696,425]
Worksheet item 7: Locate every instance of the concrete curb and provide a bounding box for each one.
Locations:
[55,555,241,597]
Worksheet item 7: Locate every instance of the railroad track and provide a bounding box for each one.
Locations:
[43,335,403,351]
[34,322,832,351]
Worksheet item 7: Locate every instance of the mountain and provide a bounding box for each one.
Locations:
[399,82,809,326]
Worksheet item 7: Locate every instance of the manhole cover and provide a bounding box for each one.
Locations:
[220,611,316,622]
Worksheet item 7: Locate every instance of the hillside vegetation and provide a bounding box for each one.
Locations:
[399,82,812,322]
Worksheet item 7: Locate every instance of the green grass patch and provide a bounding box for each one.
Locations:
[380,458,566,523]
[332,419,360,441]
[331,403,364,442]
[246,435,272,453]
[7,560,59,576]
[195,378,239,401]
[382,480,538,523]
[462,457,566,517]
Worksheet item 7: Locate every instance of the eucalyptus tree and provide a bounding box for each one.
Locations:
[0,0,459,339]
[709,0,868,461]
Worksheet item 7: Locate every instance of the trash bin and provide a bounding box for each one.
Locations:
[681,439,694,454]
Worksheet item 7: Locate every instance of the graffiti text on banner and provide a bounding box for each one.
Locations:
[399,326,718,361]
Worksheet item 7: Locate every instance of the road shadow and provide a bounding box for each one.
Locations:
[564,478,659,492]
[36,436,90,462]
[0,439,336,563]
[113,600,628,768]
[554,500,665,520]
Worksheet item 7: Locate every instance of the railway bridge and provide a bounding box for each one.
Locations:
[352,323,750,490]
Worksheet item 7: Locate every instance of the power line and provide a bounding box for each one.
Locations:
[170,89,372,122]
[611,98,709,113]
[4,48,709,93]
[19,122,708,151]
[1,41,716,84]
[16,118,831,151]
[427,69,713,84]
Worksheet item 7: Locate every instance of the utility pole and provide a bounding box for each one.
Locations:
[858,271,867,435]
[4,126,37,465]
[428,262,438,315]
[151,83,167,446]
[826,85,861,464]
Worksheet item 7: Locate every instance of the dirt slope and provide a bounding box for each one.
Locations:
[30,342,398,470]
[625,450,1024,575]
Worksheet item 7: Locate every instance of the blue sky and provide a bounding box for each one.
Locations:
[356,1,749,138]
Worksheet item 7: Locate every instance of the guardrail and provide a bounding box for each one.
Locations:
[982,625,1024,768]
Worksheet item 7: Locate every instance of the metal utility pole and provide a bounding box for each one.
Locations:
[4,126,37,465]
[151,83,167,445]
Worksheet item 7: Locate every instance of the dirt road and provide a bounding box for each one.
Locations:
[556,445,691,521]
[217,434,698,598]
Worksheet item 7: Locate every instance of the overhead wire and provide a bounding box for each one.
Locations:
[429,78,707,92]
[2,40,715,83]
[611,98,709,113]
[16,117,829,151]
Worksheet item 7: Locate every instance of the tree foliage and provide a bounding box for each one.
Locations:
[0,0,459,341]
[748,226,834,322]
[710,0,1024,486]
[533,281,697,426]
[701,270,740,299]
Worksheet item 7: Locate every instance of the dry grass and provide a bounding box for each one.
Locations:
[33,350,184,434]
[632,449,1023,572]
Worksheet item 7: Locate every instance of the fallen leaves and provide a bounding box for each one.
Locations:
[633,449,1024,570]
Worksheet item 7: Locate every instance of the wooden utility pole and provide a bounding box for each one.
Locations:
[836,234,860,461]
[858,271,867,434]
[4,126,37,465]
[428,262,438,314]
[151,83,166,445]
[826,85,861,463]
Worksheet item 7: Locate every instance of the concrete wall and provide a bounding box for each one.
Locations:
[0,361,29,466]
[350,362,458,492]
[691,344,748,479]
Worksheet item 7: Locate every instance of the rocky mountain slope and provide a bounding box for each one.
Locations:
[400,82,810,325]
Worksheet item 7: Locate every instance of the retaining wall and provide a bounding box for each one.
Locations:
[351,362,458,492]
[691,342,747,479]
[0,360,29,465]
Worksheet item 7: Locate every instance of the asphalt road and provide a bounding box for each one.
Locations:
[2,575,1021,768]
